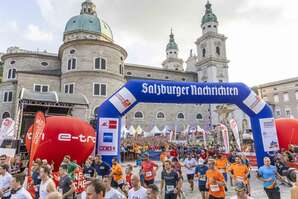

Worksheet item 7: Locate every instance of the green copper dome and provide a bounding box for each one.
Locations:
[166,31,178,51]
[201,1,218,26]
[64,0,113,41]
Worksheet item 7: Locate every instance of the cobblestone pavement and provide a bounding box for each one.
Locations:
[123,162,292,199]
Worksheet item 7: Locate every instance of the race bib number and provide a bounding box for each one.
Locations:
[166,185,175,192]
[118,179,124,185]
[145,171,152,177]
[210,184,220,192]
[236,176,244,182]
[199,175,206,181]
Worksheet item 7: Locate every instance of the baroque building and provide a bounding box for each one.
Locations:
[0,0,249,136]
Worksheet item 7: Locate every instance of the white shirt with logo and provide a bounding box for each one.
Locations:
[105,188,126,199]
[184,158,197,175]
[11,187,33,199]
[0,172,13,197]
[128,186,147,199]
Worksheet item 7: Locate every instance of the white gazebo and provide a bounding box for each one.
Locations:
[150,126,161,136]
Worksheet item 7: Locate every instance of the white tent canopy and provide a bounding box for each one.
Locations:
[150,125,161,136]
[135,125,143,135]
[161,125,172,135]
[128,125,136,136]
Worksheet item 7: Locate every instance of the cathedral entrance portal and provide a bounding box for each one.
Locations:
[96,80,279,167]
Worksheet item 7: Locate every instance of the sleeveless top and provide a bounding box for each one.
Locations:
[39,178,52,199]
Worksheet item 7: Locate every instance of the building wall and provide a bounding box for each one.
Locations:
[0,81,17,120]
[258,79,298,118]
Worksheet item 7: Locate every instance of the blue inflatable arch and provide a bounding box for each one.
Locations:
[96,80,280,166]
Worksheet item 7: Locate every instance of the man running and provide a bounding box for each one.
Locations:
[58,164,75,199]
[206,159,226,199]
[128,174,147,199]
[111,158,125,190]
[230,181,254,199]
[160,160,180,199]
[102,176,125,199]
[228,155,250,193]
[141,154,158,187]
[195,158,209,199]
[86,179,106,199]
[39,165,56,199]
[147,184,159,199]
[0,164,12,199]
[215,154,229,182]
[257,157,285,199]
[183,153,197,191]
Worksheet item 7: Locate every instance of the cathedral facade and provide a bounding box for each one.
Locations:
[0,0,249,135]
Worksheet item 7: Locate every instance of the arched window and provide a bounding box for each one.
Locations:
[134,111,144,119]
[67,58,76,70]
[196,113,203,120]
[157,112,165,119]
[216,46,220,56]
[95,57,106,70]
[202,48,206,58]
[2,112,10,119]
[8,68,16,79]
[177,113,185,119]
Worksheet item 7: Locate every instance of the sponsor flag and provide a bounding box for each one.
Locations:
[229,119,241,151]
[28,112,46,174]
[219,124,230,153]
[243,91,266,114]
[109,87,136,114]
[0,118,15,146]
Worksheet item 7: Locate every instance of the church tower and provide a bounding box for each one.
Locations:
[162,29,184,71]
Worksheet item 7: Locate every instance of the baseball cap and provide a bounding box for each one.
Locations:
[235,181,245,192]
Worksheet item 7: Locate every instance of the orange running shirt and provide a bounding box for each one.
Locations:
[206,169,225,198]
[112,163,123,182]
[215,158,228,172]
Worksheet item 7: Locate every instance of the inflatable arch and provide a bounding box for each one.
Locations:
[96,80,280,166]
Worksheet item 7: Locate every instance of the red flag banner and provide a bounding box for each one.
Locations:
[28,112,46,173]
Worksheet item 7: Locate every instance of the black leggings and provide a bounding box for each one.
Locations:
[264,187,281,199]
[209,195,224,199]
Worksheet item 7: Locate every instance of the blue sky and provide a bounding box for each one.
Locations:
[1,0,298,86]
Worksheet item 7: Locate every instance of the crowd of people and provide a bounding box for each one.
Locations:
[0,142,294,199]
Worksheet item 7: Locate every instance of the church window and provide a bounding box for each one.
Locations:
[213,25,217,28]
[7,68,16,79]
[93,83,107,96]
[202,48,206,57]
[67,58,76,70]
[203,27,206,30]
[157,112,165,119]
[177,113,185,119]
[134,111,144,119]
[127,72,132,75]
[216,46,220,56]
[196,113,203,120]
[147,74,151,77]
[41,62,48,67]
[208,25,211,28]
[70,49,76,54]
[165,76,169,79]
[2,112,10,119]
[119,65,123,74]
[3,91,13,103]
[182,78,186,81]
[120,57,123,61]
[10,60,15,65]
[95,57,106,70]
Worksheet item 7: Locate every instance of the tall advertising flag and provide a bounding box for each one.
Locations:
[219,124,230,153]
[28,112,46,173]
[229,119,241,151]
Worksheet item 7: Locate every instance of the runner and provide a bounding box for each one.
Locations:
[228,155,250,194]
[257,157,285,199]
[183,153,197,191]
[141,154,158,187]
[215,154,229,182]
[128,174,147,199]
[92,155,111,181]
[0,164,13,199]
[86,179,106,199]
[111,158,125,190]
[58,164,75,199]
[31,161,42,199]
[39,165,56,199]
[62,155,78,180]
[160,160,180,199]
[147,184,159,199]
[102,176,125,199]
[206,159,226,199]
[10,174,33,199]
[195,158,209,199]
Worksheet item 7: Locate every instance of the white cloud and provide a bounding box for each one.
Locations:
[25,24,53,42]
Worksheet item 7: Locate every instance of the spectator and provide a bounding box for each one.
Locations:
[0,164,13,199]
[10,174,33,199]
[39,165,56,199]
[62,155,78,180]
[92,155,111,181]
[147,184,159,199]
[31,161,42,199]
